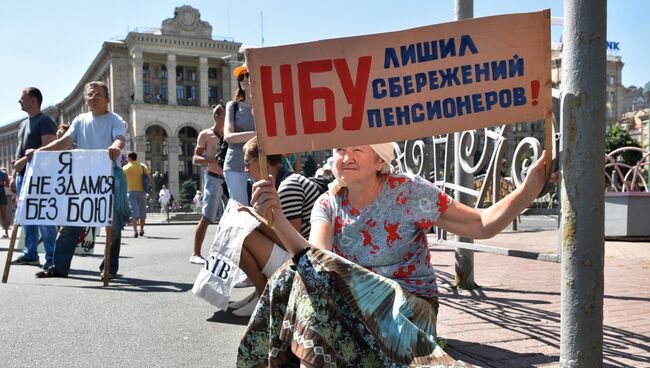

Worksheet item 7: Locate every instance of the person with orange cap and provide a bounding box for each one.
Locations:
[223,64,256,206]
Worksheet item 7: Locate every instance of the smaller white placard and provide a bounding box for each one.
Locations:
[16,150,113,227]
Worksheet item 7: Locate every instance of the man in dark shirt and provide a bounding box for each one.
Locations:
[10,87,58,268]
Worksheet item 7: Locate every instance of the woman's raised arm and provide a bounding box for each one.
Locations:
[436,151,556,239]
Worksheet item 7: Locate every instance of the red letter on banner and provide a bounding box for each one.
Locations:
[298,60,336,134]
[334,56,372,131]
[261,65,297,137]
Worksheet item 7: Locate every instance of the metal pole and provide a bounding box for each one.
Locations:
[453,0,478,290]
[645,82,650,185]
[560,0,606,366]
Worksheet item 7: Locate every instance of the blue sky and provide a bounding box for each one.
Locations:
[1,0,647,124]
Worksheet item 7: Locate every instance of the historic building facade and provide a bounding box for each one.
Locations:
[0,105,59,176]
[60,6,242,197]
[551,45,625,128]
[0,6,242,198]
[0,123,19,174]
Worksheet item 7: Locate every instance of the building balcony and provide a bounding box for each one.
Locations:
[143,95,168,105]
[176,99,199,107]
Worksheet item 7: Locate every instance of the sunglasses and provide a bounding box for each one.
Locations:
[237,73,250,82]
[244,156,258,169]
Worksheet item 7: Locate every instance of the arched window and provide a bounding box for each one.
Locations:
[178,126,199,183]
[145,125,168,176]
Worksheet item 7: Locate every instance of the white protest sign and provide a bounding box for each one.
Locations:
[16,150,113,227]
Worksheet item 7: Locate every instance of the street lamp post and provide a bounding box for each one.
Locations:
[645,117,650,187]
[152,171,160,212]
[560,0,606,365]
[453,0,478,290]
[643,82,650,187]
[644,82,650,185]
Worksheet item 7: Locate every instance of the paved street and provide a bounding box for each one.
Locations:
[434,216,650,367]
[1,216,649,367]
[0,222,250,368]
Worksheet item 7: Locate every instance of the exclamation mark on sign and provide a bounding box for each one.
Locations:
[531,80,540,106]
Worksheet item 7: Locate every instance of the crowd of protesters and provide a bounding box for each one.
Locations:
[2,61,556,366]
[2,64,331,294]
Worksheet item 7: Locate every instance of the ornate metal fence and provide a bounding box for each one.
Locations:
[605,147,650,192]
[394,115,562,263]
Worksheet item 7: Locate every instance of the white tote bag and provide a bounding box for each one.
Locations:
[192,200,260,310]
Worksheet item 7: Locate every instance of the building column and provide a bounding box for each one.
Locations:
[134,136,148,166]
[1,136,7,170]
[199,56,209,107]
[221,63,232,104]
[6,136,12,169]
[165,136,180,199]
[132,50,143,103]
[167,54,177,105]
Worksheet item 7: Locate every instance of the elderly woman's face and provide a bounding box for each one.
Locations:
[333,145,385,184]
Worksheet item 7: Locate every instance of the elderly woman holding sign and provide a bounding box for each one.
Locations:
[237,143,554,367]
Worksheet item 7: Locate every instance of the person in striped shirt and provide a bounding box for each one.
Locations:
[229,137,321,317]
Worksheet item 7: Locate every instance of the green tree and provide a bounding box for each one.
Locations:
[605,124,642,168]
[179,179,198,207]
[302,154,317,177]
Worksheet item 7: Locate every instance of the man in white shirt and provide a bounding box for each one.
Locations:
[30,81,125,279]
[159,185,171,212]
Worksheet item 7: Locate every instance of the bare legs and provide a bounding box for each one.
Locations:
[239,229,275,295]
[0,204,8,237]
[131,218,146,236]
[193,216,209,256]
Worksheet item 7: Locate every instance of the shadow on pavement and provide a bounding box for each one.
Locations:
[72,253,133,259]
[206,310,250,326]
[434,267,650,367]
[64,269,193,293]
[444,339,558,367]
[0,245,132,252]
[499,228,555,234]
[96,234,181,241]
[480,286,650,303]
[139,236,181,240]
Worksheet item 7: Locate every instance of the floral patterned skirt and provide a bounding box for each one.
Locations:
[237,248,467,367]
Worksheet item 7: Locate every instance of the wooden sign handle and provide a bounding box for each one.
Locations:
[544,111,554,178]
[103,226,112,286]
[2,225,20,283]
[257,154,274,227]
